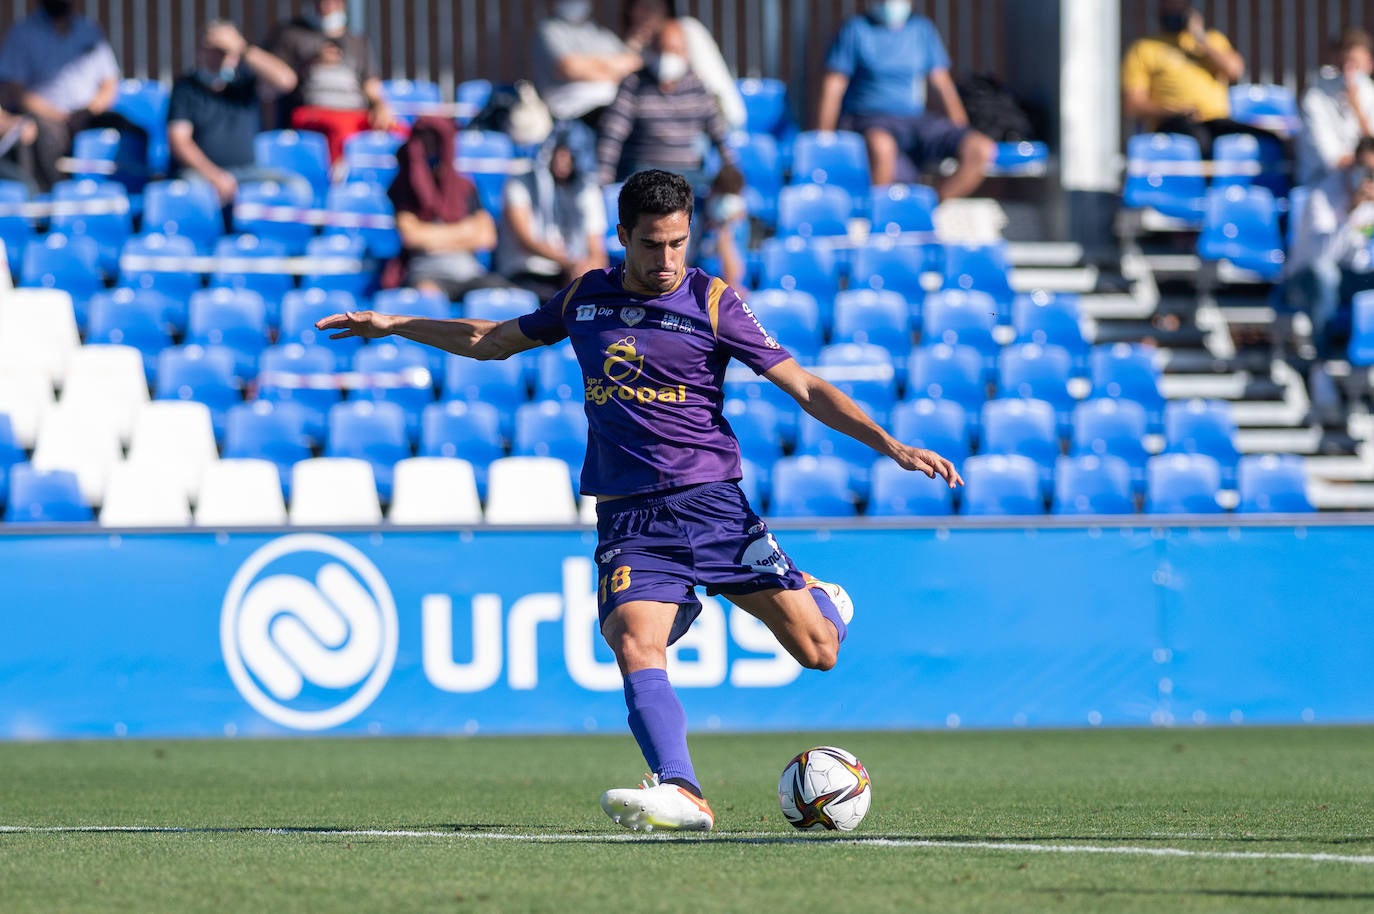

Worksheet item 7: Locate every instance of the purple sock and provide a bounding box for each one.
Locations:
[623,668,699,792]
[810,586,847,644]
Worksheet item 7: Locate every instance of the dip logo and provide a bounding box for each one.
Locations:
[220,534,398,730]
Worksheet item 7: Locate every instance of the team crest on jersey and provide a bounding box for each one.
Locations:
[621,306,645,327]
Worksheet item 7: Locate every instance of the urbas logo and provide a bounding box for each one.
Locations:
[220,535,398,731]
[585,335,687,406]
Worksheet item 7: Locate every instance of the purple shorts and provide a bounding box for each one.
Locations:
[840,111,970,169]
[594,481,808,645]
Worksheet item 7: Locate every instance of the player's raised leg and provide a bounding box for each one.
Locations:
[724,575,853,673]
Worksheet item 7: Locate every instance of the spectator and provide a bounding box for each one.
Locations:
[497,125,608,302]
[596,20,734,186]
[1288,136,1374,358]
[0,0,140,190]
[695,162,748,292]
[385,116,505,301]
[816,1,994,200]
[620,0,746,130]
[266,0,394,162]
[0,105,38,193]
[1298,29,1374,187]
[168,21,299,205]
[531,0,642,127]
[1121,0,1270,158]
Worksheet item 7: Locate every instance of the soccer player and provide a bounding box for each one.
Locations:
[316,169,962,832]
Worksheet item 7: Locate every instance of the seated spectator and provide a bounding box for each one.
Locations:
[1121,0,1274,158]
[532,0,642,127]
[596,20,734,186]
[385,116,505,301]
[0,0,142,190]
[1288,137,1374,358]
[168,21,299,205]
[1298,29,1374,187]
[695,162,748,292]
[816,1,994,199]
[620,0,745,130]
[266,0,395,162]
[0,105,38,192]
[497,125,607,302]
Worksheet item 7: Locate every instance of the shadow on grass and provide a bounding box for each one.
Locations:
[1037,888,1374,902]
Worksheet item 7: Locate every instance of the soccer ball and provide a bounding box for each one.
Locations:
[777,745,872,831]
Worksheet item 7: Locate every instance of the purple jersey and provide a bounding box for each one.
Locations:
[518,266,792,496]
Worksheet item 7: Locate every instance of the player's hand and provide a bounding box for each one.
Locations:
[893,445,964,488]
[315,310,397,340]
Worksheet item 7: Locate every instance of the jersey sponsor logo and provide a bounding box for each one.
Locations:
[621,306,645,327]
[575,303,596,321]
[740,532,790,576]
[220,534,399,730]
[586,335,687,406]
[661,313,696,334]
[603,336,644,382]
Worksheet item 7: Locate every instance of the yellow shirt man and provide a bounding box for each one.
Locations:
[1122,30,1235,127]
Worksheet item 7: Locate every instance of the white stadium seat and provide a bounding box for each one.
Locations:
[484,456,578,524]
[289,457,382,525]
[195,459,288,526]
[59,344,149,444]
[388,456,483,524]
[0,363,56,449]
[98,461,192,527]
[31,404,124,505]
[0,288,81,386]
[126,400,218,501]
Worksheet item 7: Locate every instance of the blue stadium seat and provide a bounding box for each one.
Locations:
[797,406,882,500]
[50,178,132,274]
[235,180,316,254]
[1089,343,1165,432]
[0,413,21,509]
[769,455,856,517]
[758,236,841,324]
[988,140,1050,176]
[324,180,400,260]
[70,125,149,193]
[254,130,331,202]
[602,182,625,263]
[142,178,223,254]
[303,233,371,298]
[187,286,270,377]
[455,79,493,126]
[0,179,31,277]
[1012,291,1087,370]
[1351,289,1374,366]
[154,344,241,440]
[420,399,506,498]
[21,233,103,327]
[353,340,436,445]
[462,286,540,323]
[373,287,451,320]
[223,399,313,497]
[381,78,442,124]
[86,288,175,381]
[737,77,797,141]
[1237,454,1313,514]
[891,398,970,467]
[848,237,928,324]
[996,342,1075,434]
[869,183,937,238]
[1146,452,1223,514]
[343,130,402,186]
[920,289,999,367]
[745,288,823,362]
[1053,453,1134,516]
[111,77,170,175]
[960,454,1044,516]
[942,242,1015,314]
[210,234,294,309]
[3,464,93,523]
[513,399,587,480]
[1071,398,1150,493]
[256,342,340,444]
[831,289,911,367]
[722,366,802,451]
[533,345,585,401]
[1211,132,1265,190]
[727,131,782,225]
[444,353,528,436]
[1229,83,1301,134]
[906,343,987,432]
[817,343,898,421]
[776,183,851,238]
[980,398,1059,490]
[326,400,411,502]
[457,129,515,218]
[866,459,955,516]
[1197,184,1285,280]
[117,231,201,303]
[280,288,361,368]
[1164,398,1241,486]
[723,398,783,492]
[790,130,870,211]
[1122,132,1206,222]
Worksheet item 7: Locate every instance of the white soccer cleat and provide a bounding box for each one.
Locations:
[600,775,714,832]
[802,572,854,625]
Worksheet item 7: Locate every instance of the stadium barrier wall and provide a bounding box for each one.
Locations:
[1,520,1371,740]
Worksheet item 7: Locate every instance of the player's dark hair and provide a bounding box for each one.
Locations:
[618,169,694,233]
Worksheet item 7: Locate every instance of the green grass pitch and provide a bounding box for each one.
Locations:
[2,727,1372,913]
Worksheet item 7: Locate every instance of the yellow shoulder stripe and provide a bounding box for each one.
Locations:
[560,274,587,317]
[706,277,728,336]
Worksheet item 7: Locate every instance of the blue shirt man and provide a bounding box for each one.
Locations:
[816,0,994,198]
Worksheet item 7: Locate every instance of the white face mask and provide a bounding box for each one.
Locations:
[320,10,347,35]
[654,52,689,84]
[875,0,912,29]
[554,1,592,23]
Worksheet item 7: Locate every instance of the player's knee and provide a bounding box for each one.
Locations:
[603,624,663,670]
[962,131,996,169]
[799,634,839,672]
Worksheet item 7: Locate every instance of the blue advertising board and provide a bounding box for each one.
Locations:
[1,522,1371,740]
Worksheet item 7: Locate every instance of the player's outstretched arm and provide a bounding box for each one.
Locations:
[764,358,964,488]
[314,311,544,361]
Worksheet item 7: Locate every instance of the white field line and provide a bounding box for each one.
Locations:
[1,825,1372,866]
